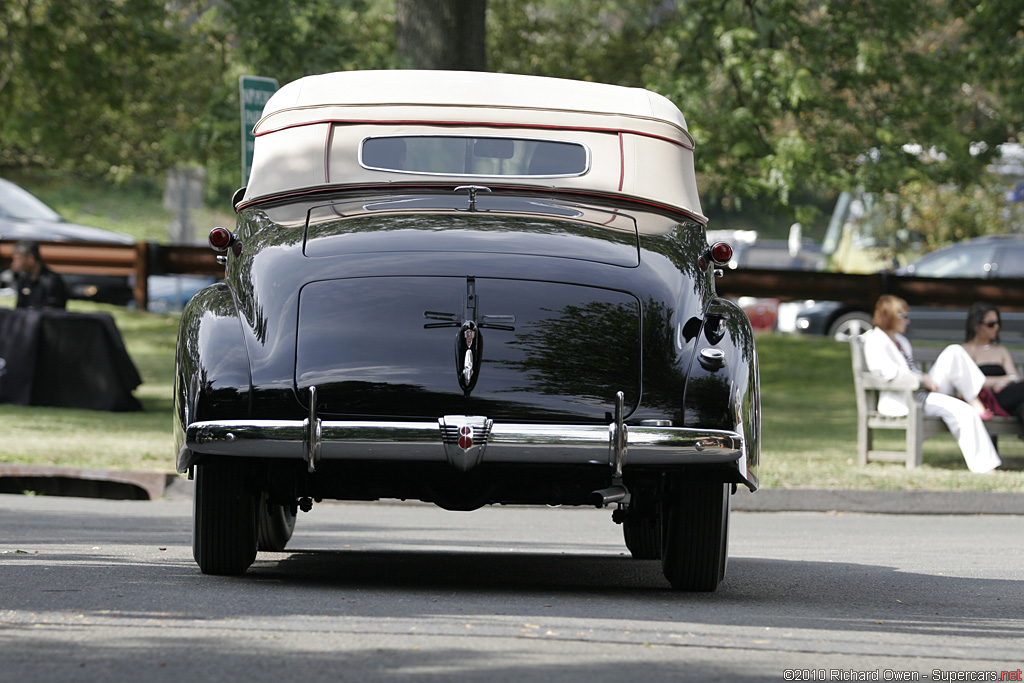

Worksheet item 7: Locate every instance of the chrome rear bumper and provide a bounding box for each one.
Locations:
[180,381,753,486]
[183,417,746,472]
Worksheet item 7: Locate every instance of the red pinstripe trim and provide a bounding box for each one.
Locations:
[324,126,332,183]
[254,118,695,150]
[618,132,625,192]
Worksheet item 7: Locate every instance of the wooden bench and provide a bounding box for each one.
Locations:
[850,337,1024,468]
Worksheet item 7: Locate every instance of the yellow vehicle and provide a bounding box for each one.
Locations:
[821,191,908,274]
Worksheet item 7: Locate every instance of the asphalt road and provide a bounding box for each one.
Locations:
[1,494,1022,682]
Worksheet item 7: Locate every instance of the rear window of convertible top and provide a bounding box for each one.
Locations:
[360,135,589,177]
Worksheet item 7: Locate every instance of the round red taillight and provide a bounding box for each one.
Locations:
[209,227,234,251]
[710,242,733,265]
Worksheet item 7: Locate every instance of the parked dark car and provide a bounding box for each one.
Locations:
[174,70,760,591]
[795,234,1024,342]
[0,177,135,305]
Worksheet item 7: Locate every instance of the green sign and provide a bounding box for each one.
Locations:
[239,75,279,186]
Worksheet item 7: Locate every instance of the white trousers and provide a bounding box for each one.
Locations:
[928,344,984,400]
[924,345,1001,473]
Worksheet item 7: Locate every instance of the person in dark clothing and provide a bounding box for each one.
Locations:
[10,240,68,309]
[962,302,1024,427]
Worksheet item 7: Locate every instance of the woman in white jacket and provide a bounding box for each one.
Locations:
[860,295,1001,474]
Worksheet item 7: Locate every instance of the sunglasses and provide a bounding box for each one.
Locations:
[982,321,1000,328]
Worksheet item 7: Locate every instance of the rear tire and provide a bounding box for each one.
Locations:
[660,481,730,591]
[623,512,661,560]
[257,493,297,552]
[193,461,258,575]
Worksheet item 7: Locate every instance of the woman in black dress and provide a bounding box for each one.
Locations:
[962,302,1024,424]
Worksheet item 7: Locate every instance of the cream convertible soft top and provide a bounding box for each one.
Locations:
[244,70,705,221]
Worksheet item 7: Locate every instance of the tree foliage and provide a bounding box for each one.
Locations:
[489,1,1022,241]
[0,0,228,180]
[487,0,662,86]
[643,1,1018,216]
[875,180,1024,260]
[0,0,396,196]
[204,0,397,195]
[221,0,397,85]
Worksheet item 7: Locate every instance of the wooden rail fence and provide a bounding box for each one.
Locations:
[0,240,222,310]
[3,240,1024,312]
[715,267,1024,310]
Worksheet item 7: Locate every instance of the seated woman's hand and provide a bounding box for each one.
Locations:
[993,377,1015,393]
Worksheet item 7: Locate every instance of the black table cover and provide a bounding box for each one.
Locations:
[0,308,142,411]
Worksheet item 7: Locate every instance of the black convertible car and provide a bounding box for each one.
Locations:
[175,70,760,591]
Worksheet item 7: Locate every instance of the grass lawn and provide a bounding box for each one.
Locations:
[0,298,178,473]
[1,296,1022,492]
[757,333,1023,492]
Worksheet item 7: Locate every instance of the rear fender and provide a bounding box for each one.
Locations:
[174,283,252,473]
[682,297,760,489]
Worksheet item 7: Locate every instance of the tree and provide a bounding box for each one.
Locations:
[222,0,397,85]
[0,0,227,180]
[957,0,1024,137]
[488,1,1021,234]
[0,0,397,196]
[873,178,1024,261]
[487,0,661,86]
[642,0,1018,223]
[397,0,486,70]
[208,0,396,197]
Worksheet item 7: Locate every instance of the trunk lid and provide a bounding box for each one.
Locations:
[295,275,641,422]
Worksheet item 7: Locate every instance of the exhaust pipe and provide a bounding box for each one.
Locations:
[590,485,628,508]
